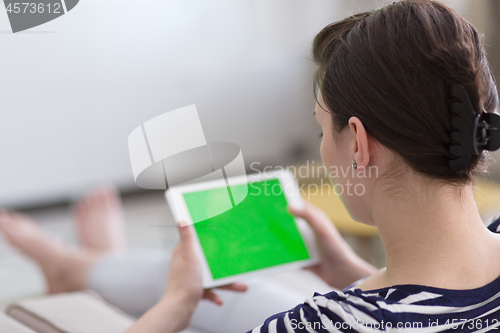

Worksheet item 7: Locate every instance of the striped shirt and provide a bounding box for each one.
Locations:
[248,216,500,332]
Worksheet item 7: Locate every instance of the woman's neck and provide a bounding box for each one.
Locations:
[367,178,500,290]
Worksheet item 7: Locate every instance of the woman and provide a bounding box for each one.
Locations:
[126,0,500,331]
[2,0,500,331]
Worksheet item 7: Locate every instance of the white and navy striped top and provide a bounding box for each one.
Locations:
[249,217,500,332]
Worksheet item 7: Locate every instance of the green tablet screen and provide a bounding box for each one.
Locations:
[183,179,311,280]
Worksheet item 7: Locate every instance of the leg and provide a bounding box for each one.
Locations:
[0,196,306,332]
[0,185,127,295]
[74,186,126,253]
[0,211,99,294]
[88,249,170,318]
[189,279,306,333]
[88,251,307,332]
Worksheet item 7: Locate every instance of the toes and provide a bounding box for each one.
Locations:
[0,216,13,233]
[100,186,121,207]
[74,187,108,222]
[74,192,93,217]
[89,188,106,209]
[97,188,109,206]
[77,185,121,211]
[0,209,10,221]
[7,211,29,222]
[0,210,19,226]
[0,211,33,242]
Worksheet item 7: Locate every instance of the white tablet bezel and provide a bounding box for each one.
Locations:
[165,169,319,288]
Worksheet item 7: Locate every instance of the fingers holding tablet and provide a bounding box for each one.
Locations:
[163,223,203,308]
[288,202,340,242]
[166,170,320,288]
[201,282,248,306]
[170,223,249,307]
[288,203,377,289]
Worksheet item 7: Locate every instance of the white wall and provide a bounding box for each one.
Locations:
[0,0,343,207]
[0,0,487,207]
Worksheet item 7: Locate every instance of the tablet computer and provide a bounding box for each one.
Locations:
[165,169,319,288]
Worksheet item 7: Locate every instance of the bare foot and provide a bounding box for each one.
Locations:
[74,186,126,253]
[0,211,99,294]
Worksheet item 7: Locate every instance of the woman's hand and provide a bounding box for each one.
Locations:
[289,202,376,290]
[159,223,204,331]
[126,223,247,333]
[163,223,248,316]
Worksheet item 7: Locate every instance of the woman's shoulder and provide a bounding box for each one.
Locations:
[249,216,500,333]
[248,288,387,333]
[250,276,500,333]
[249,283,411,333]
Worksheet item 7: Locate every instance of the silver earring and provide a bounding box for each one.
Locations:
[352,159,357,171]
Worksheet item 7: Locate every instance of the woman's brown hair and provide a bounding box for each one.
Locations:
[312,0,498,183]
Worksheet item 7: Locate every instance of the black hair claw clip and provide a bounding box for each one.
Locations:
[448,84,500,172]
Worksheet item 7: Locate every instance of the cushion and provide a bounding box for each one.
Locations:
[5,291,133,333]
[0,311,36,333]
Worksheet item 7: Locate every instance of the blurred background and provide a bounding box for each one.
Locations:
[1,0,499,209]
[1,0,500,307]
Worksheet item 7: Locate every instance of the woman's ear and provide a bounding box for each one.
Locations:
[348,117,371,169]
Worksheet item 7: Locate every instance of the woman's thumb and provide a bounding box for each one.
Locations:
[288,205,305,217]
[288,203,330,237]
[178,222,193,244]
